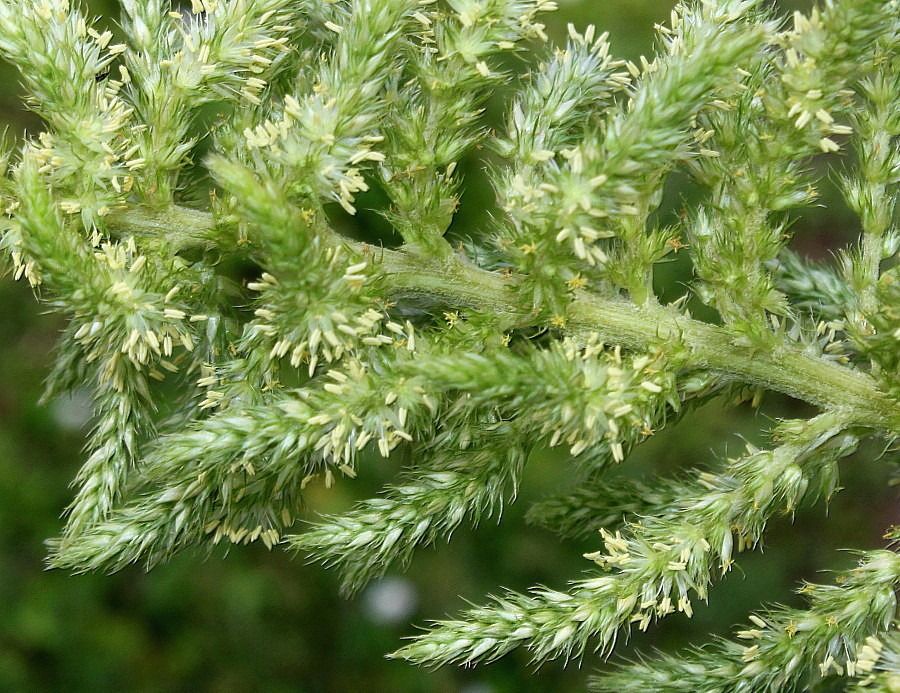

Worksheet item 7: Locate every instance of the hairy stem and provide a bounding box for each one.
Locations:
[107,204,898,428]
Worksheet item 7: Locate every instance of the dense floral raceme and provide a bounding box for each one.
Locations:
[0,0,898,689]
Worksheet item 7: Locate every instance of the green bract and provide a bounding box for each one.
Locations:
[0,0,897,689]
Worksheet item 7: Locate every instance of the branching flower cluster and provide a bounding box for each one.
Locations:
[0,0,897,690]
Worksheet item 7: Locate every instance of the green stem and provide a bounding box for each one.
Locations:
[108,204,898,429]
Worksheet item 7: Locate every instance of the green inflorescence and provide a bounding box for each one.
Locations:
[0,0,897,689]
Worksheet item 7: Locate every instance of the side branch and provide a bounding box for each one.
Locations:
[107,205,898,428]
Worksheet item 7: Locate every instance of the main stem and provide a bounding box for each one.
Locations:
[108,205,898,430]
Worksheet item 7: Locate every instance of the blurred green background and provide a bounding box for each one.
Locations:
[0,0,896,691]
